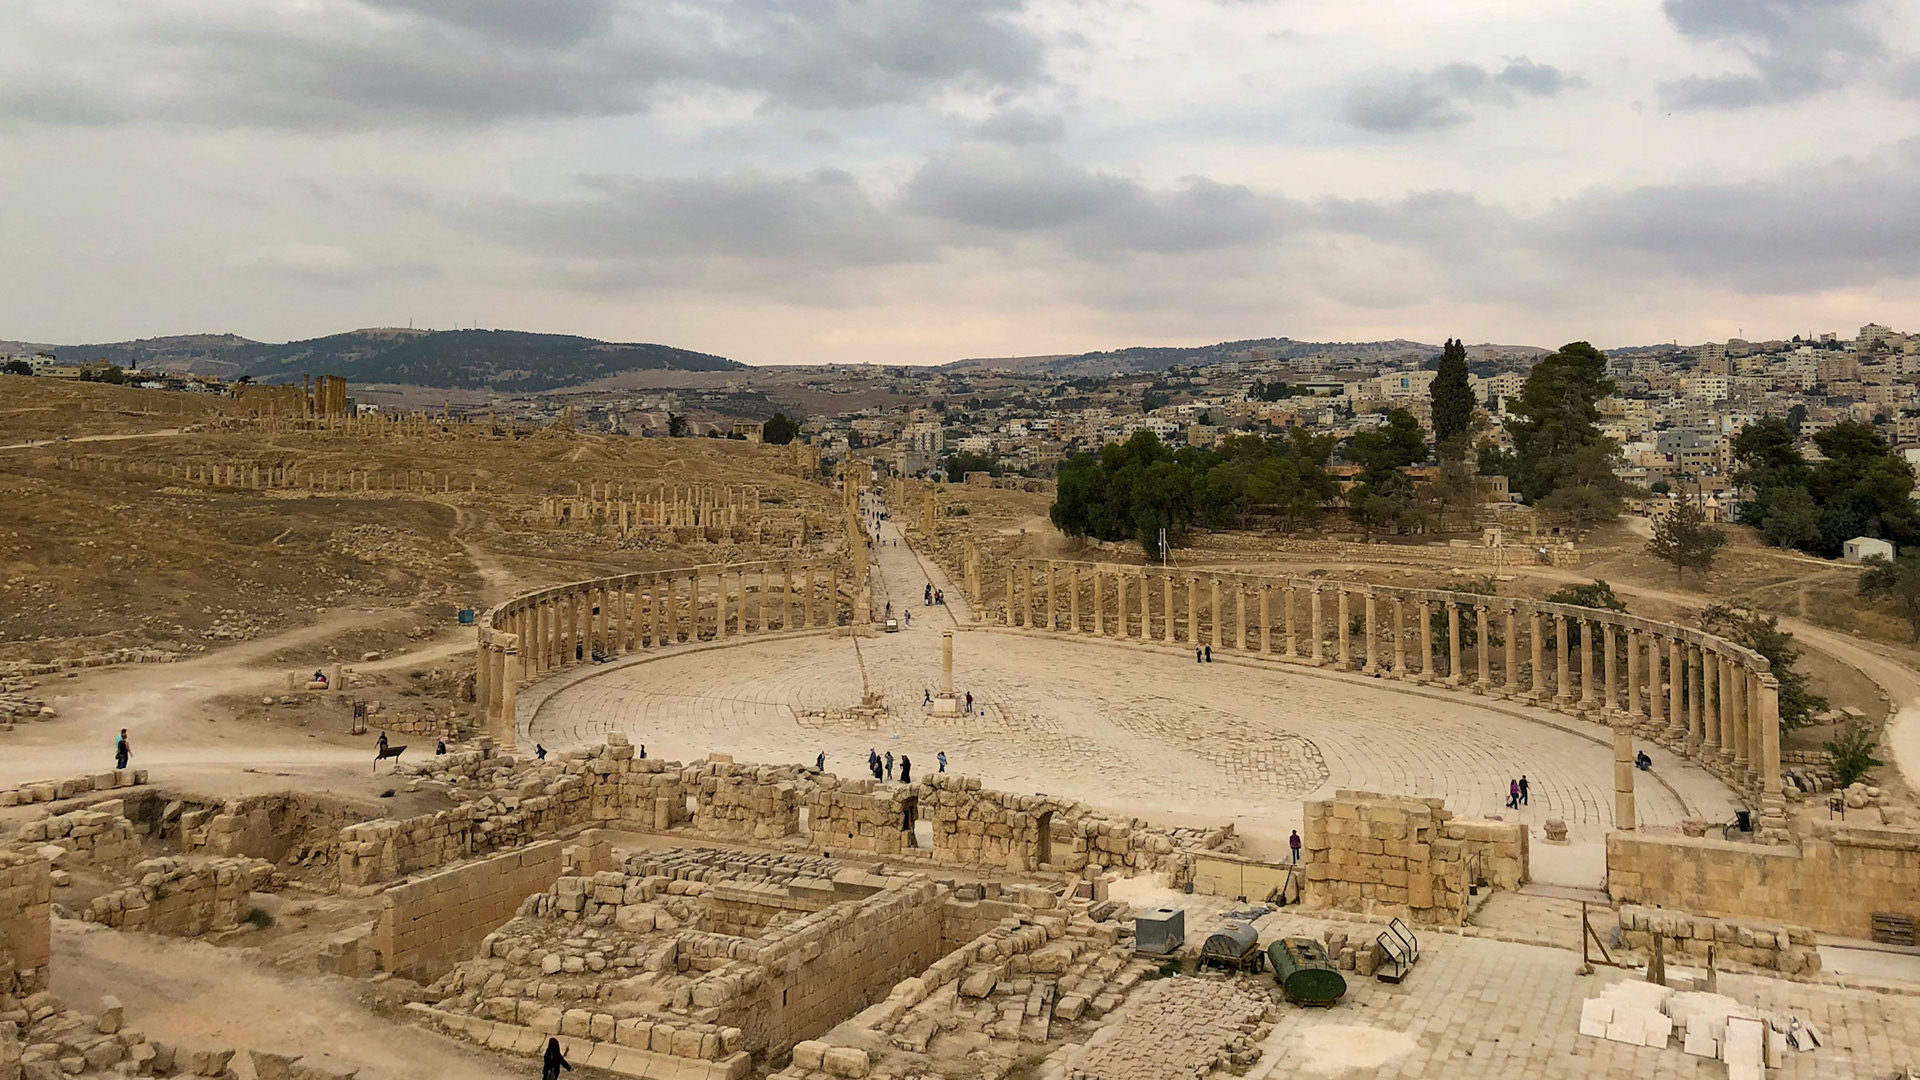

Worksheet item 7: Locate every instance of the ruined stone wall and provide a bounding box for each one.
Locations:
[376,835,613,982]
[1301,791,1526,925]
[0,769,146,807]
[82,857,253,936]
[691,771,801,842]
[1615,904,1820,975]
[808,783,919,858]
[14,802,140,868]
[0,851,51,994]
[1607,823,1920,939]
[703,879,947,1056]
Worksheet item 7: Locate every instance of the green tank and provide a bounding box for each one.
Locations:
[1269,937,1346,1006]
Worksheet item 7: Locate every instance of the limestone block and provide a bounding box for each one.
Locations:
[188,1048,236,1076]
[822,1047,869,1078]
[249,1049,302,1080]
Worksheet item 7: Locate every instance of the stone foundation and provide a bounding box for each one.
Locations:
[82,858,254,936]
[1302,790,1528,924]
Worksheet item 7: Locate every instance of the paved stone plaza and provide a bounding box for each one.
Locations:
[521,524,1735,875]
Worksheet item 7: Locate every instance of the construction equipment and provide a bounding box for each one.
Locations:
[1198,923,1264,973]
[1269,938,1346,1006]
[1134,907,1186,958]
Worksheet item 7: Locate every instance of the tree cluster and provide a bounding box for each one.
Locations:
[1483,341,1627,525]
[1734,418,1920,558]
[1051,429,1336,557]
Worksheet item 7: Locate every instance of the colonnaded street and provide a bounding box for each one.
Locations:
[522,517,1736,879]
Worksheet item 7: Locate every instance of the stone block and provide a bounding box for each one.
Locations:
[822,1047,869,1078]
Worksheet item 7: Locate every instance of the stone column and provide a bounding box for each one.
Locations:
[1068,565,1081,633]
[1115,571,1128,639]
[1186,576,1200,645]
[1602,623,1619,716]
[1748,667,1767,792]
[497,638,519,753]
[1260,586,1273,654]
[1364,591,1380,673]
[1284,584,1297,657]
[1208,578,1222,648]
[1668,638,1686,744]
[1475,605,1490,691]
[689,571,702,642]
[1578,621,1595,709]
[1731,662,1749,786]
[1236,584,1248,651]
[942,631,955,695]
[1309,586,1324,664]
[1392,597,1407,676]
[1024,563,1037,629]
[1530,609,1546,700]
[759,564,770,631]
[1446,602,1462,685]
[783,564,794,630]
[1162,575,1175,643]
[806,564,817,628]
[1094,569,1107,636]
[1418,600,1435,680]
[1648,634,1664,731]
[475,639,494,717]
[1504,606,1518,694]
[1139,574,1153,643]
[1612,721,1636,831]
[1554,614,1571,706]
[1045,563,1057,631]
[1625,629,1641,720]
[1758,673,1783,799]
[1703,649,1721,753]
[1336,588,1351,668]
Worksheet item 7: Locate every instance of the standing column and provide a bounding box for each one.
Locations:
[688,571,702,642]
[1475,605,1491,691]
[1004,567,1017,627]
[1364,591,1380,674]
[1613,721,1637,831]
[1446,602,1462,685]
[1186,576,1200,645]
[1045,563,1058,631]
[1578,621,1596,709]
[1554,615,1572,705]
[1418,600,1435,679]
[1139,573,1153,643]
[1336,589,1351,668]
[1283,584,1297,657]
[1603,623,1620,716]
[1095,568,1107,636]
[1162,575,1175,643]
[1024,563,1037,629]
[1648,634,1665,732]
[1392,597,1407,676]
[1259,586,1273,654]
[1309,586,1324,664]
[1503,606,1518,694]
[475,639,493,719]
[652,577,666,646]
[1758,674,1783,822]
[805,565,818,628]
[1669,638,1687,745]
[1236,584,1248,651]
[1210,578,1224,649]
[1731,662,1749,786]
[1702,649,1721,756]
[497,638,519,753]
[1626,629,1641,721]
[1106,571,1119,638]
[1068,565,1081,633]
[1530,609,1546,700]
[1748,667,1767,792]
[783,564,794,630]
[759,564,770,631]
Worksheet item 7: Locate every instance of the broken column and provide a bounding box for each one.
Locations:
[933,631,962,716]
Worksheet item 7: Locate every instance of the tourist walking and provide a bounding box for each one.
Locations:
[869,748,881,778]
[1204,645,1212,663]
[817,751,826,772]
[543,1036,572,1080]
[923,689,932,706]
[964,691,972,710]
[1507,779,1519,810]
[899,755,911,784]
[937,751,947,773]
[925,583,933,605]
[535,743,547,761]
[1289,830,1302,863]
[885,751,895,780]
[1196,648,1203,663]
[1519,775,1530,805]
[114,729,130,770]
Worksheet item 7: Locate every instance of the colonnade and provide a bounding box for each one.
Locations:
[1002,560,1787,840]
[476,559,846,752]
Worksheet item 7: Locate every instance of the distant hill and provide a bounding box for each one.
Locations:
[1004,337,1443,376]
[30,328,744,391]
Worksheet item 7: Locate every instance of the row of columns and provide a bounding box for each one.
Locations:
[1002,561,1785,835]
[475,561,842,748]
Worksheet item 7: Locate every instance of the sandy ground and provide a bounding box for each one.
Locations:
[52,920,523,1080]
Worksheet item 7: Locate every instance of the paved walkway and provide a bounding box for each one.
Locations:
[519,519,1734,882]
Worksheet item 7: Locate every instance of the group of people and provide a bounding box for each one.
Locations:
[923,583,944,606]
[1195,646,1212,663]
[863,747,949,784]
[1505,775,1531,810]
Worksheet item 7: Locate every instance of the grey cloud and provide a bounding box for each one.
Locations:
[0,0,1044,129]
[972,110,1067,145]
[900,145,1287,255]
[1341,59,1579,133]
[1659,0,1890,108]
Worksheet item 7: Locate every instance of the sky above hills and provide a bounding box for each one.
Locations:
[2,0,1917,365]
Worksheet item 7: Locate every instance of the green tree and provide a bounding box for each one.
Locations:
[1647,502,1725,582]
[1505,342,1619,507]
[1477,441,1516,479]
[1824,720,1884,787]
[846,429,864,450]
[1142,389,1169,413]
[1701,605,1829,729]
[1545,579,1628,612]
[1,359,31,376]
[1422,455,1479,532]
[944,451,999,480]
[668,413,689,437]
[1859,553,1920,640]
[1760,485,1820,550]
[1429,338,1475,453]
[762,412,800,445]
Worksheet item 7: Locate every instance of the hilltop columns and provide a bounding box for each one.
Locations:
[1503,606,1519,695]
[1530,609,1546,700]
[1068,565,1081,633]
[1364,591,1380,674]
[1391,597,1407,676]
[1418,600,1435,680]
[1474,605,1490,692]
[1336,588,1351,668]
[1554,614,1571,705]
[1446,602,1462,686]
[1309,586,1324,664]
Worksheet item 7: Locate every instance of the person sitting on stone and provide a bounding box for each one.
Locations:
[436,737,447,755]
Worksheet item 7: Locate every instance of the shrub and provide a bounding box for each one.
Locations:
[1824,720,1884,788]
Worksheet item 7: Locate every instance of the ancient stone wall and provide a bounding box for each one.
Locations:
[0,769,146,807]
[375,835,613,982]
[1615,904,1819,975]
[1301,791,1527,924]
[1607,823,1920,939]
[82,857,254,936]
[0,851,51,994]
[14,802,140,868]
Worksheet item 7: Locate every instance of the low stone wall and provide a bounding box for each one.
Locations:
[82,857,254,936]
[0,850,51,994]
[14,801,141,867]
[374,834,613,982]
[410,1004,750,1080]
[1615,904,1819,975]
[0,769,146,806]
[1607,823,1920,939]
[1302,791,1527,925]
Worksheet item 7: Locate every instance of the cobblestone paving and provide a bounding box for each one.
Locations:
[520,520,1729,866]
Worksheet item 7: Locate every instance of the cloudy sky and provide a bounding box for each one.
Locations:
[2,0,1917,364]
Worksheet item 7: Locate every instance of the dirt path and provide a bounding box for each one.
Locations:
[0,428,187,451]
[52,920,523,1080]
